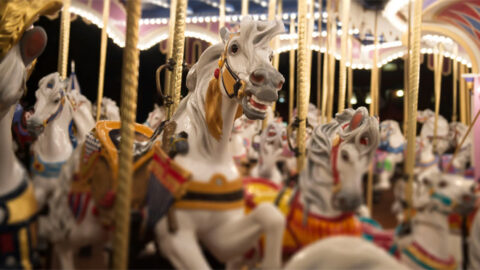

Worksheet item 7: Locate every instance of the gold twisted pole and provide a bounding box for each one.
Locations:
[369,11,379,117]
[327,2,336,121]
[452,45,458,122]
[169,0,188,116]
[58,0,71,79]
[96,0,111,122]
[242,0,249,17]
[113,0,141,269]
[433,44,444,153]
[316,0,322,114]
[271,0,282,112]
[347,36,353,108]
[305,0,314,104]
[164,0,177,117]
[337,0,350,112]
[459,64,466,124]
[405,0,423,218]
[403,54,409,137]
[321,0,331,124]
[219,0,226,28]
[289,17,295,124]
[296,0,308,171]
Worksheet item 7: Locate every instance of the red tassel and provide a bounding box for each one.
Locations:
[214,68,220,79]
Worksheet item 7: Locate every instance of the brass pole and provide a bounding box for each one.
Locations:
[327,1,336,121]
[164,0,177,117]
[347,35,353,108]
[96,0,111,122]
[452,46,458,122]
[337,0,350,112]
[219,0,226,28]
[459,64,466,124]
[289,17,295,124]
[305,0,315,104]
[296,0,308,171]
[263,0,277,129]
[112,0,141,268]
[321,0,331,124]
[271,0,282,112]
[403,55,409,137]
[405,0,423,219]
[432,44,444,153]
[316,0,323,114]
[58,0,71,79]
[169,0,188,117]
[467,66,472,125]
[241,0,249,17]
[369,11,379,117]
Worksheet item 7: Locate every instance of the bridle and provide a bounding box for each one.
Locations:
[217,34,246,99]
[42,89,66,127]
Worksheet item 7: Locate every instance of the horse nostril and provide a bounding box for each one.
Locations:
[250,73,265,85]
[276,80,284,90]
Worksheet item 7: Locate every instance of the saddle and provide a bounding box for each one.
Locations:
[71,121,155,225]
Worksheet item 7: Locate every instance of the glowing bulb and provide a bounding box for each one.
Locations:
[365,95,372,104]
[396,89,404,97]
[350,95,358,105]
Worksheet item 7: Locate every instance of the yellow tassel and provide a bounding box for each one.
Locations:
[205,77,223,140]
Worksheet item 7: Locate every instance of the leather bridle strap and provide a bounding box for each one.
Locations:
[43,90,65,127]
[218,34,246,99]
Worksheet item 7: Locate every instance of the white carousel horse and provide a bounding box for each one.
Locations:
[92,96,120,121]
[374,120,405,190]
[396,173,477,270]
[0,22,54,268]
[243,107,380,264]
[144,103,166,130]
[417,109,450,155]
[284,236,408,270]
[26,73,78,208]
[43,18,287,269]
[250,120,291,184]
[443,121,472,173]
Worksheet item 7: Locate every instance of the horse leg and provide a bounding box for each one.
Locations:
[201,203,285,269]
[54,243,75,270]
[154,219,211,269]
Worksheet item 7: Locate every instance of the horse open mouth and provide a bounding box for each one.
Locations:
[242,93,274,120]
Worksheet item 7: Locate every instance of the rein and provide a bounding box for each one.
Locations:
[217,34,246,99]
[42,90,66,127]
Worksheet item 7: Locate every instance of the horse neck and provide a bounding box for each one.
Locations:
[411,210,450,259]
[0,105,25,197]
[299,181,342,218]
[35,102,73,162]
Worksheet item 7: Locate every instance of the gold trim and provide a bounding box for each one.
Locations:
[205,77,224,140]
[19,228,32,270]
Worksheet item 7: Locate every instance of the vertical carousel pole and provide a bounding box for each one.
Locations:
[369,11,379,117]
[337,0,350,113]
[460,64,467,124]
[296,0,308,171]
[452,46,458,122]
[263,0,277,129]
[467,66,472,125]
[289,17,295,124]
[169,0,188,117]
[271,0,282,112]
[164,0,177,119]
[405,0,423,218]
[433,44,444,153]
[112,0,141,269]
[366,10,379,215]
[95,0,111,122]
[347,36,353,108]
[58,0,71,79]
[241,0,249,17]
[316,0,323,116]
[403,54,409,137]
[321,0,331,124]
[219,0,226,28]
[327,2,336,121]
[305,0,314,104]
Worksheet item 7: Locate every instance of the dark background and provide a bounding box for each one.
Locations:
[26,16,457,125]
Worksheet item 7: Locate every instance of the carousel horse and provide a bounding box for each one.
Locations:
[26,73,78,208]
[243,107,380,262]
[396,173,477,270]
[250,120,292,184]
[0,0,62,268]
[42,18,287,269]
[441,121,472,174]
[417,109,450,155]
[92,96,120,121]
[144,103,166,130]
[374,120,405,190]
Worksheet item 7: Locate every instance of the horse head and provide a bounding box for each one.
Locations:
[300,107,379,214]
[218,17,285,120]
[145,103,165,130]
[27,73,68,136]
[258,120,288,161]
[417,109,435,123]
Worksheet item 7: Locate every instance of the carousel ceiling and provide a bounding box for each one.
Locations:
[65,0,477,70]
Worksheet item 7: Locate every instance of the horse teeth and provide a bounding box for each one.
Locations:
[252,95,272,106]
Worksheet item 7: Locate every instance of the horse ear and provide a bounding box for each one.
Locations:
[20,27,47,67]
[220,27,231,44]
[349,111,364,130]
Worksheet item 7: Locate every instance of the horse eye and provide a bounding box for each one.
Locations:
[54,98,60,104]
[269,54,273,62]
[438,180,448,188]
[230,44,239,54]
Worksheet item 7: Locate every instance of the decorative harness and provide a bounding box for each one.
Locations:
[402,241,456,270]
[30,154,66,179]
[0,176,38,270]
[217,34,246,99]
[42,89,65,127]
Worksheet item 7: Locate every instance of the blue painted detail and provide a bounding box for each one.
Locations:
[30,154,66,179]
[431,192,452,206]
[379,141,405,154]
[68,120,78,149]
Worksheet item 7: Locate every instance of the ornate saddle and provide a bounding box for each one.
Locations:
[71,121,155,225]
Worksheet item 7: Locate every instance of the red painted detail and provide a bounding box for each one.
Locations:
[0,233,15,253]
[349,111,363,130]
[214,68,220,79]
[99,191,116,208]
